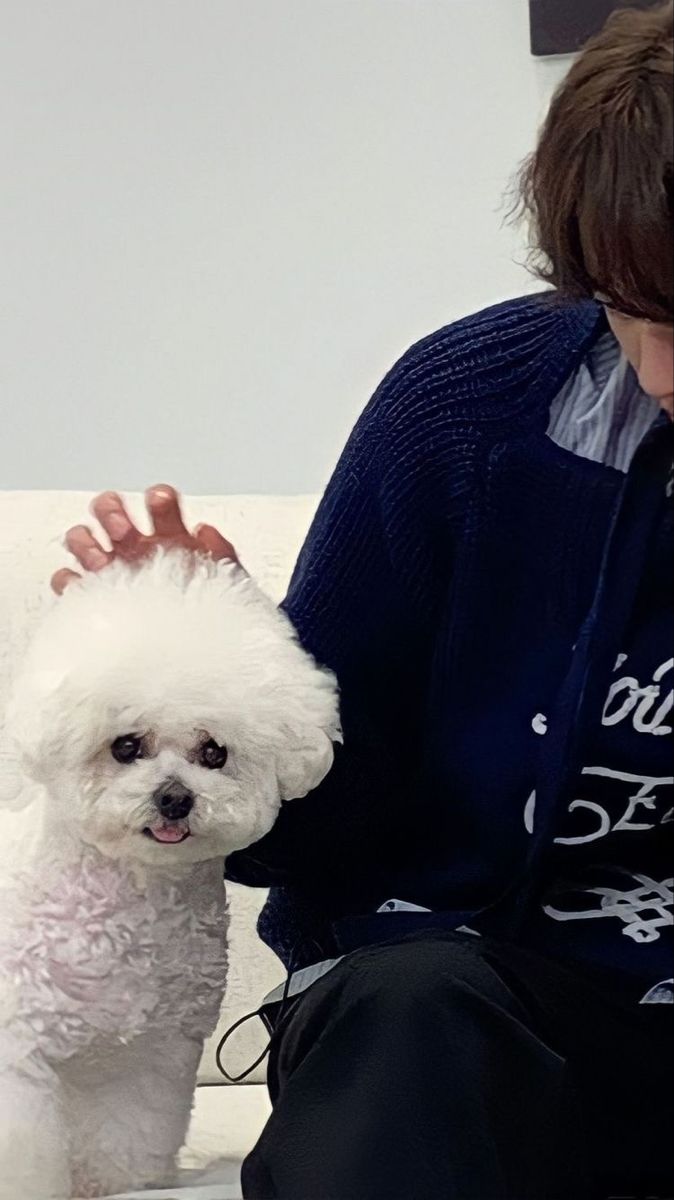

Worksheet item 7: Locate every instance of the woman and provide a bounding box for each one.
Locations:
[55,5,673,1196]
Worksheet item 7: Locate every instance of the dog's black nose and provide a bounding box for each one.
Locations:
[153,780,194,821]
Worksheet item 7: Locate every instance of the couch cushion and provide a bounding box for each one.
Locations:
[0,490,317,1083]
[102,1083,272,1197]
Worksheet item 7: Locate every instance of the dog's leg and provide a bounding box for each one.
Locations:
[64,1032,204,1196]
[0,1062,71,1200]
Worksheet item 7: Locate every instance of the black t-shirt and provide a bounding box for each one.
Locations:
[529,494,673,1003]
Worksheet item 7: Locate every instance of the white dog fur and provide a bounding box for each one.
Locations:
[0,550,340,1199]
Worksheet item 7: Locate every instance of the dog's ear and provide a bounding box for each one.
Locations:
[2,665,70,787]
[0,685,45,808]
[0,744,35,810]
[268,656,342,802]
[275,728,338,801]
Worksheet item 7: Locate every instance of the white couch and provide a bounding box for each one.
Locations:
[0,489,321,1197]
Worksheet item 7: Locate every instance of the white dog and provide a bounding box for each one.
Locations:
[0,550,339,1199]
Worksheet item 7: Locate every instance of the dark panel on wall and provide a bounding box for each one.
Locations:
[530,0,659,56]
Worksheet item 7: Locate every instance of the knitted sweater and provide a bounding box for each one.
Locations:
[226,292,673,1004]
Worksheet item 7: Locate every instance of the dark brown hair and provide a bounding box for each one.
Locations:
[518,1,673,322]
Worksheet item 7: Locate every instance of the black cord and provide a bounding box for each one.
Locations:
[215,937,325,1083]
[215,1008,272,1084]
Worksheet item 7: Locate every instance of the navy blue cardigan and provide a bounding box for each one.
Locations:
[226,293,673,996]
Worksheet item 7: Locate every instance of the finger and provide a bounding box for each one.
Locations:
[64,525,112,571]
[51,568,82,595]
[193,523,240,563]
[91,491,143,554]
[146,484,189,539]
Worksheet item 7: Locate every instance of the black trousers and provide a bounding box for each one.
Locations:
[241,931,674,1200]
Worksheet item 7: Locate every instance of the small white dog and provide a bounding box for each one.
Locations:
[0,550,339,1199]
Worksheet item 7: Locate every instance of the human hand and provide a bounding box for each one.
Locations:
[51,484,239,594]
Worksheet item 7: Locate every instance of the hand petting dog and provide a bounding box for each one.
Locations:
[52,484,238,595]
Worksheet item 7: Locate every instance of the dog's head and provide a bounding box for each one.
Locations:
[5,552,340,866]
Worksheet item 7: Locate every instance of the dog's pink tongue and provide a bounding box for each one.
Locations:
[149,820,189,843]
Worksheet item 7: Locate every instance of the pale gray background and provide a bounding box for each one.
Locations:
[1,0,570,496]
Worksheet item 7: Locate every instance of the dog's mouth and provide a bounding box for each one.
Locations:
[142,818,192,845]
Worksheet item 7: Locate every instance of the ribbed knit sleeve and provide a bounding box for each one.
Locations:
[225,367,451,898]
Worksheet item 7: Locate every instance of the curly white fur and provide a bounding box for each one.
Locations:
[0,551,339,1199]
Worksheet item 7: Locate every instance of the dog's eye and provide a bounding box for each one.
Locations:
[111,735,142,765]
[199,739,228,770]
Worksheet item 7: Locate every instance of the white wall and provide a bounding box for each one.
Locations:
[0,0,571,496]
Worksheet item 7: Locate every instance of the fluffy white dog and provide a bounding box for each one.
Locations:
[0,550,339,1199]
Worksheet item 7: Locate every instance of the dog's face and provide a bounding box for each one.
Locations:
[57,712,300,866]
[7,553,340,866]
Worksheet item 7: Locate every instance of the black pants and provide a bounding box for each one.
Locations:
[241,931,673,1200]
